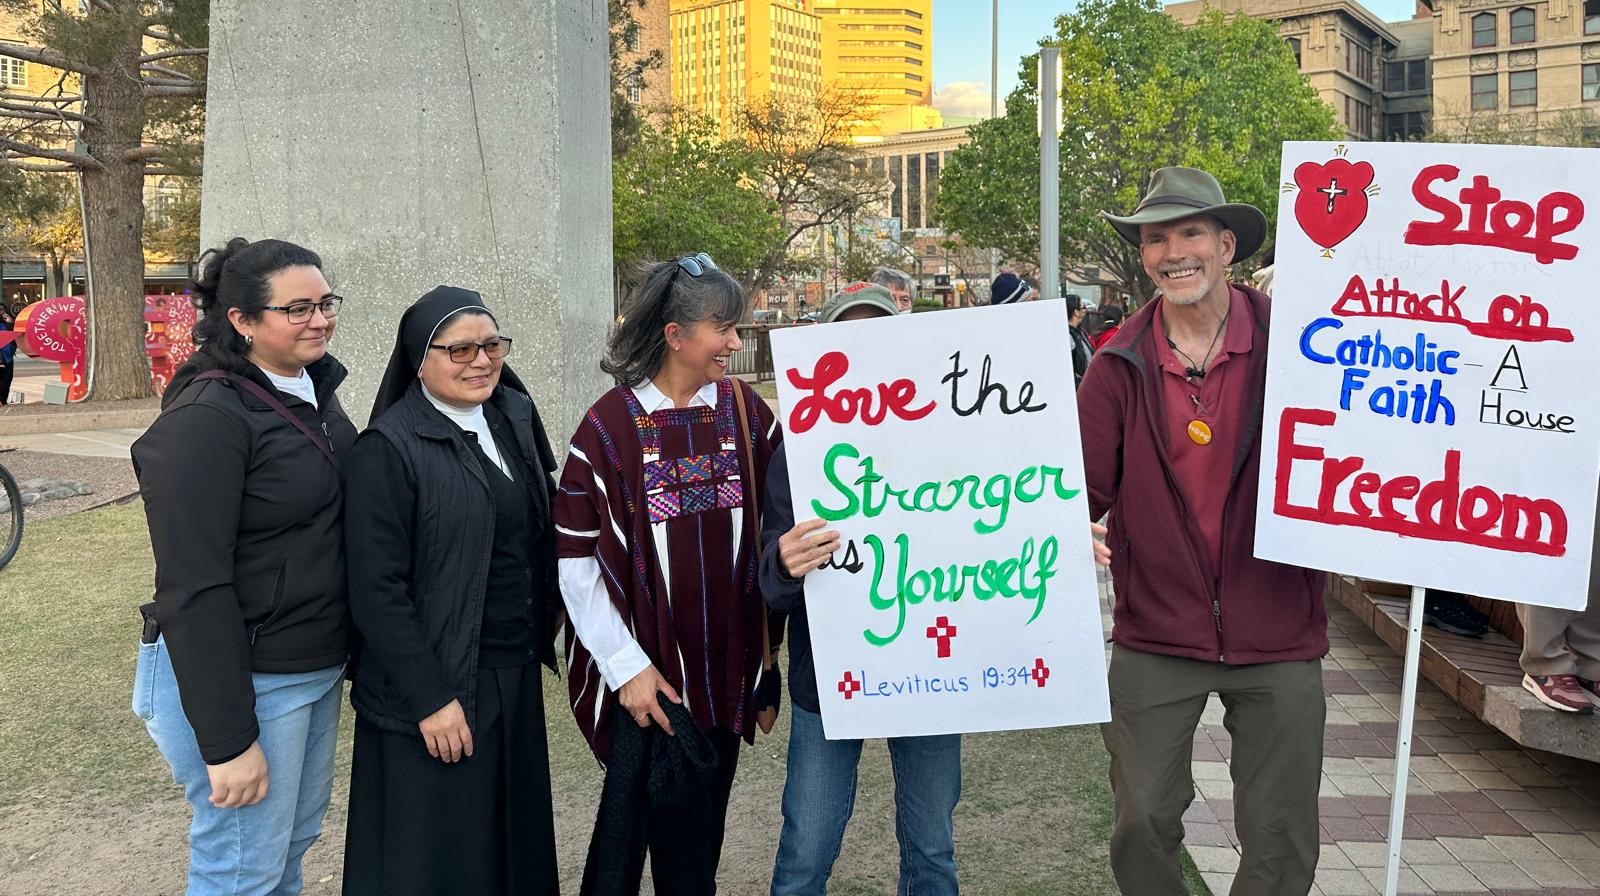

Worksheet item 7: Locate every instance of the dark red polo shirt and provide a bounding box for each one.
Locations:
[1151,286,1254,577]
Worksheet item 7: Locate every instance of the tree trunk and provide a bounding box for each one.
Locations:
[78,33,152,401]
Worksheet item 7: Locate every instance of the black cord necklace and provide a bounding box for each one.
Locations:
[1166,311,1230,381]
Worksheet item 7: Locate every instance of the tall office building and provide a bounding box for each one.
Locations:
[816,0,940,140]
[669,0,822,137]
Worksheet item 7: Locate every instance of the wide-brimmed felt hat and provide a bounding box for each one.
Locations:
[1101,167,1267,264]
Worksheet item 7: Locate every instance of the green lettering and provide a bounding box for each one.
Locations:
[813,442,862,521]
[1015,466,1042,502]
[862,533,908,646]
[976,473,1013,535]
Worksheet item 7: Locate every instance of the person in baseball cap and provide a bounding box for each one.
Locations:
[759,278,963,894]
[815,281,899,323]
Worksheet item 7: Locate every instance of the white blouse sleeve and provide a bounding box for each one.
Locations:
[557,556,652,690]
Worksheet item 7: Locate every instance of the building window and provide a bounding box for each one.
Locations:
[1585,63,1599,101]
[0,57,25,88]
[1471,72,1498,110]
[1287,36,1302,68]
[1510,7,1535,44]
[1343,96,1371,137]
[1386,58,1427,93]
[625,26,641,52]
[1345,39,1373,82]
[1589,0,1600,35]
[1509,70,1536,106]
[627,74,642,104]
[1472,12,1496,48]
[1384,110,1427,141]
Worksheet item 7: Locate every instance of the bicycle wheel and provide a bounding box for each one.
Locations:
[0,463,22,571]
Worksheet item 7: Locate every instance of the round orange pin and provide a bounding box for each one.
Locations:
[1186,419,1213,445]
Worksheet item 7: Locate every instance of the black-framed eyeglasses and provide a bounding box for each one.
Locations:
[262,295,343,324]
[427,337,514,364]
[675,253,717,277]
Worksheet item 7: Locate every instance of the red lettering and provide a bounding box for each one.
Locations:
[1404,165,1584,264]
[1274,408,1566,555]
[1330,275,1573,343]
[1377,475,1420,521]
[785,350,936,434]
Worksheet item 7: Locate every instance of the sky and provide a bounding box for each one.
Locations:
[931,0,1425,120]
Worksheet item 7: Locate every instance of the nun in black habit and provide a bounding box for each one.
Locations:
[341,286,561,896]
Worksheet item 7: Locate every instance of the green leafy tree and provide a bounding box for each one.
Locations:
[0,172,82,299]
[935,0,1338,306]
[612,115,785,305]
[0,0,207,399]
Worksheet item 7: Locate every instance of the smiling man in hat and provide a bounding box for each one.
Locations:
[1078,167,1328,896]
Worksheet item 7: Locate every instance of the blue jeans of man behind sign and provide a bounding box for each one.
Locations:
[133,636,343,896]
[771,705,962,896]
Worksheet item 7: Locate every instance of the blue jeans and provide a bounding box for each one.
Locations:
[771,705,961,896]
[133,636,343,896]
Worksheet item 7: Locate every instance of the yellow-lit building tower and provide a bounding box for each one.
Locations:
[816,0,940,141]
[669,0,822,137]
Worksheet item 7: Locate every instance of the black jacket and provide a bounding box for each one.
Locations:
[758,444,822,713]
[343,380,560,735]
[132,350,357,764]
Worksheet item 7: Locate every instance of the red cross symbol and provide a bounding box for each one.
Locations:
[837,671,862,700]
[926,616,958,658]
[1031,657,1051,688]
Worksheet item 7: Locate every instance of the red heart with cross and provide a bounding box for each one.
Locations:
[1292,158,1375,252]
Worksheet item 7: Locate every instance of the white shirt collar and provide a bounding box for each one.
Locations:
[631,378,721,413]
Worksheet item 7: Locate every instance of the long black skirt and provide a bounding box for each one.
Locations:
[342,663,559,895]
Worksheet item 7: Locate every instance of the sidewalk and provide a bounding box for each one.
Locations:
[1121,581,1600,896]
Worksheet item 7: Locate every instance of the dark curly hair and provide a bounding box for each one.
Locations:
[190,237,324,373]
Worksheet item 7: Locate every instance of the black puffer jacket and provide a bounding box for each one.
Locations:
[133,349,357,763]
[343,380,561,734]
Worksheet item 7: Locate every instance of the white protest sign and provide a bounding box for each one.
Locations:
[771,300,1109,740]
[1257,141,1600,609]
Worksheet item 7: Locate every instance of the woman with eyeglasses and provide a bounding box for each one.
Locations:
[340,286,562,895]
[556,254,781,891]
[131,237,357,894]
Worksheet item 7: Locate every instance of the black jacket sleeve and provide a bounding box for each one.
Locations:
[342,433,460,722]
[133,403,259,764]
[759,444,805,613]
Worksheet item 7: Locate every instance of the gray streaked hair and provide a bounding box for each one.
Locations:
[869,267,914,293]
[602,259,747,387]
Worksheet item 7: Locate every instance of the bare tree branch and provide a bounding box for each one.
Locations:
[0,137,103,170]
[141,77,197,89]
[140,64,194,81]
[85,0,119,13]
[1,159,77,172]
[0,91,84,104]
[0,42,96,77]
[143,85,204,98]
[143,28,191,48]
[142,167,184,176]
[140,48,209,63]
[124,145,165,162]
[0,101,96,125]
[0,106,81,124]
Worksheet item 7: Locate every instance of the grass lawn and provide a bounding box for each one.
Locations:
[0,501,1208,895]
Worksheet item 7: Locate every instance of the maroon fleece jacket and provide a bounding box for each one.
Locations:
[1078,283,1329,665]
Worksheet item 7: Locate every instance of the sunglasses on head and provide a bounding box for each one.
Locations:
[674,253,717,278]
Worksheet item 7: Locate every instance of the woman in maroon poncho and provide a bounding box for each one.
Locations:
[555,254,780,889]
